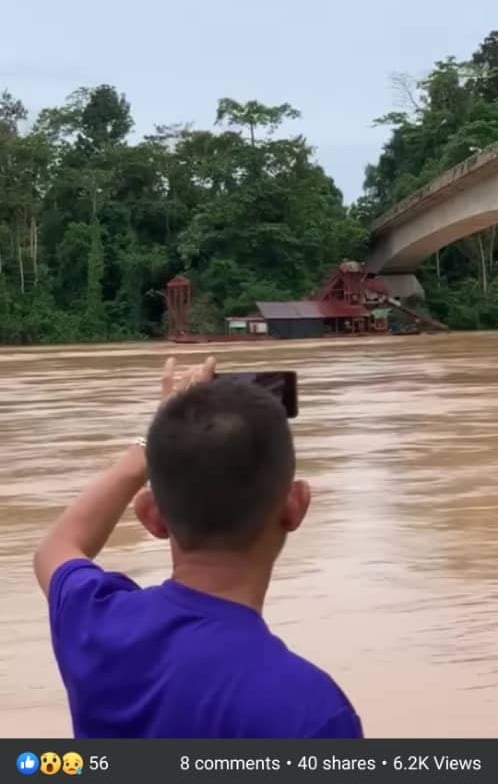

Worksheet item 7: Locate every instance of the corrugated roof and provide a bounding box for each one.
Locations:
[257,301,369,319]
[256,301,325,319]
[167,274,190,287]
[224,315,265,321]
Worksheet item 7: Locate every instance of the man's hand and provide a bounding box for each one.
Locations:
[33,355,217,598]
[160,355,216,402]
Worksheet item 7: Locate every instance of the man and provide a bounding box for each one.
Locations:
[34,356,362,738]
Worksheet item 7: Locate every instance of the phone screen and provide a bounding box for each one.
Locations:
[214,371,298,418]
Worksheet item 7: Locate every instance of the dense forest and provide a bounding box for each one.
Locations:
[360,30,498,329]
[0,31,497,344]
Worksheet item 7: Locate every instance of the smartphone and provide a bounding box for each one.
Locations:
[214,371,298,419]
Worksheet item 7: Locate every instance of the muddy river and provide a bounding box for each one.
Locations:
[1,332,498,737]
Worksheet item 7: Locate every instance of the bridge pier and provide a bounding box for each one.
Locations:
[378,273,425,302]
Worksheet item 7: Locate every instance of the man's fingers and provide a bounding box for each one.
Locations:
[161,357,176,397]
[177,366,195,391]
[200,355,216,382]
[162,356,216,401]
[191,357,215,385]
[190,367,204,386]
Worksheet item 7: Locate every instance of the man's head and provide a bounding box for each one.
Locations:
[135,377,309,553]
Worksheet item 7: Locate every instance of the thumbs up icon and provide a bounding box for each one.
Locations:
[16,753,40,775]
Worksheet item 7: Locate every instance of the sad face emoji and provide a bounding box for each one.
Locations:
[40,753,61,775]
[62,752,84,776]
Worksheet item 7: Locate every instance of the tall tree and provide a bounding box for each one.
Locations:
[472,30,498,102]
[216,99,301,145]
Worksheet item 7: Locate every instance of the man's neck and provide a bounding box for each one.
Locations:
[171,550,274,614]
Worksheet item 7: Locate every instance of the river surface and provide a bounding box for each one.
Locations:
[1,333,498,738]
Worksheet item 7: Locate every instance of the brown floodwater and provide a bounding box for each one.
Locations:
[1,332,498,738]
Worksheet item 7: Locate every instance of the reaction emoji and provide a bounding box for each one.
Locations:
[40,753,62,775]
[62,752,84,776]
[16,753,39,776]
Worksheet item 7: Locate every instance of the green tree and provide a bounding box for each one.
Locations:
[0,86,368,343]
[472,30,498,102]
[360,32,498,328]
[85,220,105,337]
[216,98,301,145]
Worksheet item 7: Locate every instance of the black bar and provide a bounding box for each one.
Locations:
[3,740,497,783]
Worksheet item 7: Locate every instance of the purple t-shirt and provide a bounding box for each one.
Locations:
[49,559,363,738]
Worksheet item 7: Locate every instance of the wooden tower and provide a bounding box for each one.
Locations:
[315,260,366,304]
[166,275,192,339]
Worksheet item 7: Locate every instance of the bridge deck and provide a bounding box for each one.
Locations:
[371,143,498,235]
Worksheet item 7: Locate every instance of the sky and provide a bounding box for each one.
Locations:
[1,0,497,204]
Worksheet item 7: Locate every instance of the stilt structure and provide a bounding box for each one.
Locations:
[166,275,192,339]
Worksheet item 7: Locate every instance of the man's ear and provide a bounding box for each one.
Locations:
[133,488,169,540]
[281,479,311,533]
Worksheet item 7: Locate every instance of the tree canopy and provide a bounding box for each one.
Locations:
[0,87,365,343]
[360,31,498,329]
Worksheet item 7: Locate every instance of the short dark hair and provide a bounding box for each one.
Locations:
[146,379,295,550]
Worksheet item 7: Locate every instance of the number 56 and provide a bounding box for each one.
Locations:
[89,756,109,771]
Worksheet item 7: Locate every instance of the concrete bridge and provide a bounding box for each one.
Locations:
[366,143,498,298]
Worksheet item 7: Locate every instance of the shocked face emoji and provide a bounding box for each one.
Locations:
[40,753,62,775]
[62,752,84,776]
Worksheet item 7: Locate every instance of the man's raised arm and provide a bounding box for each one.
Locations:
[33,356,215,597]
